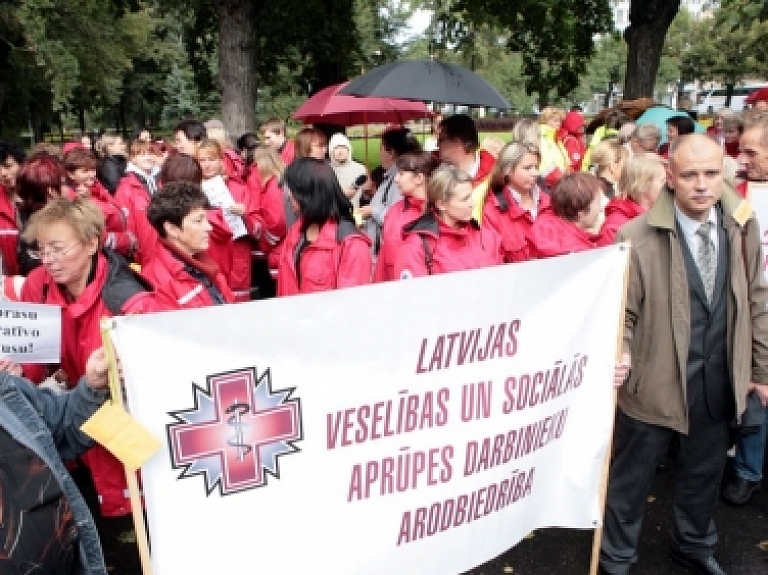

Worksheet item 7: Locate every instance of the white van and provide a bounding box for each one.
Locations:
[695,84,768,114]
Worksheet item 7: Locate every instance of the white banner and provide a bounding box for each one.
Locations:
[111,245,628,575]
[0,301,61,363]
[747,182,768,280]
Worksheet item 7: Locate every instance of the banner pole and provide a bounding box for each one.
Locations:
[588,243,631,575]
[100,318,153,575]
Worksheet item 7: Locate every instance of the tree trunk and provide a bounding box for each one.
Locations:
[219,0,257,140]
[623,0,681,99]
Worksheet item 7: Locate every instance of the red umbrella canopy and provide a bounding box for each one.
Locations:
[292,81,430,126]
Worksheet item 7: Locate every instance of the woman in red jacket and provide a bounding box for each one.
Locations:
[526,172,603,258]
[143,181,234,309]
[0,142,24,276]
[250,145,288,299]
[114,138,158,261]
[597,153,665,247]
[19,196,159,521]
[374,152,437,282]
[483,142,551,263]
[62,148,136,259]
[277,158,371,295]
[393,164,503,278]
[198,139,261,302]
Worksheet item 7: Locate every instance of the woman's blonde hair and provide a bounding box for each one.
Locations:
[196,139,225,177]
[253,146,285,180]
[538,107,565,126]
[619,154,665,203]
[23,197,104,245]
[427,164,472,210]
[511,118,540,147]
[488,142,540,194]
[95,132,124,157]
[590,139,629,177]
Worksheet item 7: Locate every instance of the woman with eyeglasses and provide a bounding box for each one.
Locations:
[483,142,551,263]
[17,196,159,528]
[373,152,437,282]
[393,164,503,278]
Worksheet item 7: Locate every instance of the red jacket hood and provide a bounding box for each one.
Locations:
[474,150,496,185]
[559,111,585,138]
[528,212,598,258]
[604,197,645,220]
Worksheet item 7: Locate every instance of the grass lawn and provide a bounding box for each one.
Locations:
[348,131,512,171]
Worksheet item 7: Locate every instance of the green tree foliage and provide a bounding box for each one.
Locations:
[424,0,613,105]
[681,2,768,99]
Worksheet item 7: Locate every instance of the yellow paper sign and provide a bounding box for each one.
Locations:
[81,403,162,470]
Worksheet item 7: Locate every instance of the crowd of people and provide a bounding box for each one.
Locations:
[0,93,768,573]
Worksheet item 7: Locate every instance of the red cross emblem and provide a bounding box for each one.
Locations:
[167,367,302,495]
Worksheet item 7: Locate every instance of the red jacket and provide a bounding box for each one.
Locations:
[0,186,19,275]
[252,174,287,255]
[141,241,234,310]
[65,181,135,258]
[393,213,503,278]
[482,186,552,263]
[222,177,261,301]
[223,148,246,182]
[724,140,739,159]
[21,250,160,517]
[277,219,372,296]
[474,149,496,186]
[114,172,153,264]
[374,196,425,282]
[596,197,645,247]
[279,139,296,166]
[558,111,586,173]
[527,212,599,258]
[737,180,748,198]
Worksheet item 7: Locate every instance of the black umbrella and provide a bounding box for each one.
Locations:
[339,58,512,110]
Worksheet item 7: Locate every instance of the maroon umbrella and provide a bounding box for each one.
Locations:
[292,81,430,126]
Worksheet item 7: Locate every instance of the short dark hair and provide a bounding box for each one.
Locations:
[174,119,207,143]
[283,157,353,232]
[439,114,479,152]
[147,181,209,237]
[666,115,696,135]
[381,128,420,156]
[160,154,203,185]
[237,132,261,166]
[0,142,26,165]
[396,152,439,178]
[552,172,600,222]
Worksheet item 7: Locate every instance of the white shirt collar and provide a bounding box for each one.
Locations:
[466,152,480,179]
[509,185,542,218]
[674,202,718,252]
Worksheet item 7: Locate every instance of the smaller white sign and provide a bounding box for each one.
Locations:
[202,175,248,239]
[0,301,61,363]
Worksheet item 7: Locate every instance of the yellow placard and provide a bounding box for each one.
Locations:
[81,402,162,470]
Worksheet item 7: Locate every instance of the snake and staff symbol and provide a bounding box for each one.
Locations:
[226,400,252,461]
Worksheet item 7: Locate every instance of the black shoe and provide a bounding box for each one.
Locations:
[669,548,727,575]
[722,476,761,505]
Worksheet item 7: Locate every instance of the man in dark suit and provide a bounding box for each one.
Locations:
[600,134,768,575]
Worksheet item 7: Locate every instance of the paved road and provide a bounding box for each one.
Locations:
[82,458,768,574]
[467,459,768,575]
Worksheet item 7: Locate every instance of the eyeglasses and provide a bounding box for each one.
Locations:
[33,242,82,262]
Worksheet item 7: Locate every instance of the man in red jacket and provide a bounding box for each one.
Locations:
[437,114,496,222]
